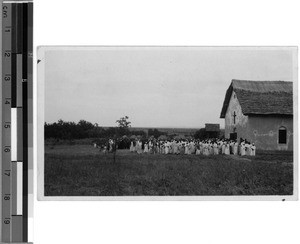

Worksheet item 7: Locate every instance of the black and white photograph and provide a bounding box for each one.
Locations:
[37,46,297,199]
[1,0,300,243]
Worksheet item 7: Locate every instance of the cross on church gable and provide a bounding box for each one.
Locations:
[233,111,236,124]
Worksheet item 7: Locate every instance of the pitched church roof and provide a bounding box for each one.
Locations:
[220,79,293,118]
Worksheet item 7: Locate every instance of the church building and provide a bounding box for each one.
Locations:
[220,79,293,151]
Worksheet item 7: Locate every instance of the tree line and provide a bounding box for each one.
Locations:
[44,119,167,140]
[45,117,219,141]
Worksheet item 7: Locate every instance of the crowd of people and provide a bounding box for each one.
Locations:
[129,138,256,156]
[94,138,117,153]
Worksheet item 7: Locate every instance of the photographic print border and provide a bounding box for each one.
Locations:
[37,46,298,201]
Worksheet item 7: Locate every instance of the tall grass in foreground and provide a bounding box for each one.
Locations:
[44,145,293,196]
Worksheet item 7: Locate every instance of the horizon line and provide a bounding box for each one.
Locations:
[44,122,225,130]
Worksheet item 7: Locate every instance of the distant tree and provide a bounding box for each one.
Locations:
[45,118,135,140]
[116,116,131,128]
[116,116,131,136]
[78,120,94,130]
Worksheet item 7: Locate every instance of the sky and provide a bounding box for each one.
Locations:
[43,47,294,129]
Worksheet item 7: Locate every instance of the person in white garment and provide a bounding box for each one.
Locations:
[144,142,149,153]
[154,142,159,154]
[192,141,196,154]
[188,141,193,155]
[199,141,204,155]
[225,142,230,155]
[148,140,153,154]
[160,141,164,154]
[218,141,222,154]
[230,141,235,154]
[170,140,174,154]
[233,140,238,155]
[240,141,246,156]
[191,140,196,154]
[137,140,143,154]
[174,141,179,154]
[184,142,189,155]
[245,141,251,156]
[196,142,201,155]
[213,141,218,155]
[130,141,135,152]
[221,141,226,154]
[180,142,185,154]
[250,143,256,156]
[185,141,189,155]
[207,141,211,155]
[203,142,209,156]
[176,141,181,155]
[168,141,172,154]
[167,141,171,154]
[135,140,139,154]
[174,140,178,154]
[164,141,169,154]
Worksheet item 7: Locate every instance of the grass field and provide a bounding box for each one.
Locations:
[44,144,293,196]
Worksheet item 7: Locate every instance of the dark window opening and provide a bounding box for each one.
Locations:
[278,127,287,144]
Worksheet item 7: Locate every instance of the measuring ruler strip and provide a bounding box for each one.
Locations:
[11,3,23,242]
[1,1,33,243]
[2,2,12,242]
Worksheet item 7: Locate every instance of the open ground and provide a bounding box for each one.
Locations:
[44,144,293,196]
